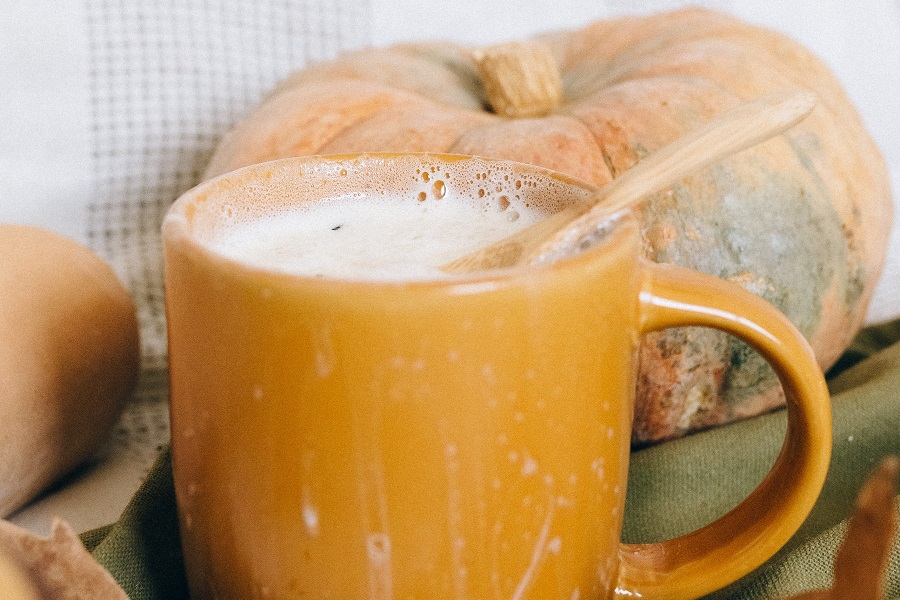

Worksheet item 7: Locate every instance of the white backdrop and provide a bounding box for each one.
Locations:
[370,0,900,324]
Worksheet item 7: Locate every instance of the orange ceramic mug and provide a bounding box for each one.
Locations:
[163,155,831,600]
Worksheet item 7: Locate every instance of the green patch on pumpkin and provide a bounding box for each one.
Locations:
[641,157,850,405]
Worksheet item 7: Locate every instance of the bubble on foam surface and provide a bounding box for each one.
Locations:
[189,155,598,281]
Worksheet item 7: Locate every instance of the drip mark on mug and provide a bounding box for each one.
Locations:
[548,536,562,554]
[521,455,538,476]
[300,451,320,536]
[446,443,458,458]
[312,326,335,378]
[367,533,394,600]
[302,501,319,536]
[444,438,467,599]
[510,482,557,600]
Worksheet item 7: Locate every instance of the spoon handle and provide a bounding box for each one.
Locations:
[443,88,816,273]
[529,88,817,263]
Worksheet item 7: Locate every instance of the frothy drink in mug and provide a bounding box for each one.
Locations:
[164,154,831,600]
[203,160,573,280]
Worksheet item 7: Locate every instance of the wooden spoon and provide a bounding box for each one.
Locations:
[442,88,817,273]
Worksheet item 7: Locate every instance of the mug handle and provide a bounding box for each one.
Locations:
[615,261,832,599]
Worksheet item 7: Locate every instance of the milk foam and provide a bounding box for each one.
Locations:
[208,193,551,281]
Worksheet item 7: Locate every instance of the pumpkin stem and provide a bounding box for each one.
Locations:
[474,41,563,118]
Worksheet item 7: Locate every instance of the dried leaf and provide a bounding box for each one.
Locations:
[788,456,899,600]
[0,518,128,600]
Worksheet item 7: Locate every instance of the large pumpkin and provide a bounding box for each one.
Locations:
[204,8,893,444]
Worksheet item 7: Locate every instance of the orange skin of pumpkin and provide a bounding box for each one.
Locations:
[204,8,892,444]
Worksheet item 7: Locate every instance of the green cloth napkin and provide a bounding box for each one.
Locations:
[82,448,189,599]
[84,319,900,599]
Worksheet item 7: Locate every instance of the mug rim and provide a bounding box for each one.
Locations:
[162,153,633,292]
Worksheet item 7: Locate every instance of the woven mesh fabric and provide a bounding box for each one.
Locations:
[83,0,370,470]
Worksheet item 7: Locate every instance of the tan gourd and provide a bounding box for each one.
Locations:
[204,8,892,443]
[0,226,139,515]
